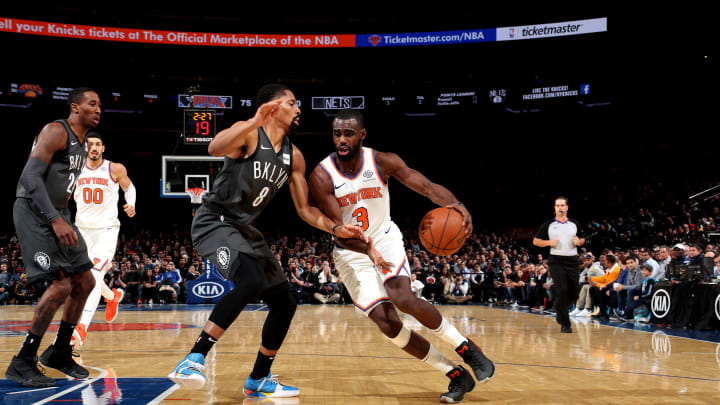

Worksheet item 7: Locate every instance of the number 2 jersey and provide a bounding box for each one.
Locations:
[318,147,391,239]
[73,159,120,229]
[16,119,88,214]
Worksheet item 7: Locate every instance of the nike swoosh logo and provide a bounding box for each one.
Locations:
[384,227,391,234]
[260,145,272,150]
[71,141,78,145]
[334,183,345,189]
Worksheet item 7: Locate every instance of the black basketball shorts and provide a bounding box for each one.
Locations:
[191,206,287,290]
[13,198,93,283]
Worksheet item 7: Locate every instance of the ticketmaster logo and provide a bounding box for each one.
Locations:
[497,17,607,41]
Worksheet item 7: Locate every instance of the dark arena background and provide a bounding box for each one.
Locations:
[1,7,719,405]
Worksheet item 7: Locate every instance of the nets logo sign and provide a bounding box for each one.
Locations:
[651,289,671,319]
[192,281,225,299]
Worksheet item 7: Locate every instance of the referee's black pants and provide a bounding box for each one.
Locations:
[548,254,580,327]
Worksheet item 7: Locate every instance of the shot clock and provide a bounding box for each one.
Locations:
[183,109,216,145]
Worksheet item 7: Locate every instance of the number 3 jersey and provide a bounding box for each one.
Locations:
[73,159,120,228]
[318,147,391,238]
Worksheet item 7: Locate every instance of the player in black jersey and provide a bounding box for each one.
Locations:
[5,88,101,388]
[169,84,364,398]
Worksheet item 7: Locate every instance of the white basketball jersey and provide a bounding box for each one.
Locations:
[73,159,120,228]
[319,147,391,238]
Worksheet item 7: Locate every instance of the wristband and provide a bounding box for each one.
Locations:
[332,224,339,236]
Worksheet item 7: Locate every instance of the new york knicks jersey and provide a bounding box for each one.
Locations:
[319,147,391,238]
[73,159,120,228]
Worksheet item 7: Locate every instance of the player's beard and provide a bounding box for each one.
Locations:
[288,114,300,135]
[336,143,361,162]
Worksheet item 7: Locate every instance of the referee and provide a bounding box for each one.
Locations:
[533,196,585,333]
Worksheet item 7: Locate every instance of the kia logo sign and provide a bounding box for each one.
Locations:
[192,282,225,299]
[651,289,671,319]
[715,294,720,321]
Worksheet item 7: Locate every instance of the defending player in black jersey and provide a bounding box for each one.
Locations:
[169,84,364,399]
[5,88,100,387]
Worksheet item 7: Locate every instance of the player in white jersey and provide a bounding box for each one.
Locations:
[309,109,495,403]
[71,132,136,347]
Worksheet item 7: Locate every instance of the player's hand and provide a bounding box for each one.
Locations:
[366,236,394,273]
[252,99,284,128]
[447,202,473,236]
[123,204,136,218]
[334,224,366,242]
[549,238,559,248]
[52,217,79,247]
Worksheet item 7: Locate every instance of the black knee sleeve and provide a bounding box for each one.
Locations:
[208,254,265,330]
[260,283,297,350]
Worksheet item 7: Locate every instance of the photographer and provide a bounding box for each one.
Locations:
[445,273,472,304]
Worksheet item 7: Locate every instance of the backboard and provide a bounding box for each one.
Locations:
[161,155,224,198]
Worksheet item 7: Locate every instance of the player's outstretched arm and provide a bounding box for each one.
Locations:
[19,122,78,247]
[376,151,473,236]
[208,99,283,158]
[111,162,136,217]
[288,145,365,240]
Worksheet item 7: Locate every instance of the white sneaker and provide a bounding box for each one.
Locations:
[577,309,590,317]
[569,308,580,317]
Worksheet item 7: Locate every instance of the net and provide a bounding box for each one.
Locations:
[186,187,207,205]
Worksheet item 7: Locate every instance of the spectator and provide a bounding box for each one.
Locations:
[571,253,602,317]
[611,256,643,320]
[638,247,661,281]
[625,263,657,320]
[589,254,621,319]
[138,268,158,304]
[654,246,671,280]
[13,275,36,304]
[410,273,425,299]
[445,274,473,304]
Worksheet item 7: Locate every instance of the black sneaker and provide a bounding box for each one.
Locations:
[5,355,56,387]
[455,339,495,383]
[561,325,573,333]
[440,365,475,403]
[39,344,89,379]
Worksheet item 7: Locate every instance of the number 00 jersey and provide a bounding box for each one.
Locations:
[73,159,120,229]
[318,147,391,238]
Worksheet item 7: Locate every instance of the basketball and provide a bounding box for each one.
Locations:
[418,207,467,256]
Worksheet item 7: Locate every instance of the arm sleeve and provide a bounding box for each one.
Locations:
[535,220,551,240]
[572,219,585,238]
[123,183,136,207]
[18,157,60,222]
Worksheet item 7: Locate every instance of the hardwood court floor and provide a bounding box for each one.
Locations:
[1,303,720,404]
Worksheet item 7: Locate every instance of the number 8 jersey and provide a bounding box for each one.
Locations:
[73,159,120,228]
[318,147,391,238]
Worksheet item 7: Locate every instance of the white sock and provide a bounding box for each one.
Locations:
[431,316,466,348]
[96,265,115,301]
[422,344,455,374]
[79,272,105,327]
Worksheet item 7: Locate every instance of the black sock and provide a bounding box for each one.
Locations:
[190,331,217,356]
[250,351,275,380]
[18,332,43,359]
[54,321,76,348]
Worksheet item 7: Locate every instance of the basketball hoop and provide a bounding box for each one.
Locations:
[185,187,207,205]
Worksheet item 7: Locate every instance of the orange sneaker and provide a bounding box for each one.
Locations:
[105,288,124,322]
[71,323,87,348]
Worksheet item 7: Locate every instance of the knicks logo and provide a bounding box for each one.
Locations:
[337,187,383,207]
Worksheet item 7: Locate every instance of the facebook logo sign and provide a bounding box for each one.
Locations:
[580,84,591,95]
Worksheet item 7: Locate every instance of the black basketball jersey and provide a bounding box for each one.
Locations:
[203,127,293,225]
[16,119,88,210]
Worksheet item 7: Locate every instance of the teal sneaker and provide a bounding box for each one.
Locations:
[244,373,299,398]
[168,353,206,389]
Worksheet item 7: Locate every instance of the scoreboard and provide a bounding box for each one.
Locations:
[183,109,216,145]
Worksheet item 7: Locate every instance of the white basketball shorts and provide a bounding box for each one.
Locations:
[332,221,410,316]
[77,226,120,274]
